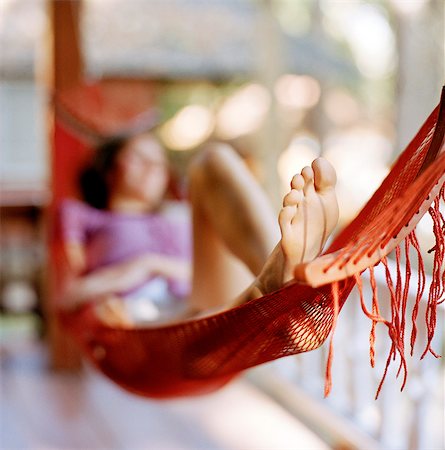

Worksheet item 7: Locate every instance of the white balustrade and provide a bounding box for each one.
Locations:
[261,257,444,450]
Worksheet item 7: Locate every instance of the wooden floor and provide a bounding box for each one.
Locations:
[0,340,329,450]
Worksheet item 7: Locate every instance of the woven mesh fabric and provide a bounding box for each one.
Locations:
[58,91,444,399]
[54,81,158,142]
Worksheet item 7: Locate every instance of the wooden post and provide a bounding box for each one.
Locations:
[393,0,444,152]
[254,0,286,211]
[49,0,83,91]
[46,0,84,369]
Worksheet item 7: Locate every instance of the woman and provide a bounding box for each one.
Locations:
[60,132,339,326]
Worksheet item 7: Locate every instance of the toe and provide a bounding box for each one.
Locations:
[283,188,303,207]
[301,166,315,195]
[291,174,305,190]
[312,157,336,192]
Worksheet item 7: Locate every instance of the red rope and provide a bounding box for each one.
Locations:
[408,230,426,356]
[400,239,412,357]
[324,281,340,397]
[369,267,380,368]
[381,257,408,392]
[421,196,445,359]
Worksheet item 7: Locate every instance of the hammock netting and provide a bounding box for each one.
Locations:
[54,80,159,143]
[56,84,445,399]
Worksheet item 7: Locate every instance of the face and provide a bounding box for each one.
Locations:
[112,134,169,208]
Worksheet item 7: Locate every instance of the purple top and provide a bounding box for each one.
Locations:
[59,199,192,299]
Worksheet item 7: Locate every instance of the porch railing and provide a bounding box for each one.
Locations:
[251,258,444,450]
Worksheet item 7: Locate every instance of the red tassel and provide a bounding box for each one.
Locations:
[401,238,412,353]
[381,257,408,391]
[382,257,399,355]
[421,196,445,359]
[375,349,394,400]
[408,230,426,356]
[324,281,340,397]
[395,246,405,367]
[369,267,380,368]
[355,271,392,370]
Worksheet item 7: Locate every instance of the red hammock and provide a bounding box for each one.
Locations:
[54,80,159,143]
[57,87,445,400]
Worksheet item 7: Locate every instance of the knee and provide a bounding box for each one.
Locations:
[188,142,239,181]
[203,142,238,163]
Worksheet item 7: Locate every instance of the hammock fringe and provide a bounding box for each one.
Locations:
[325,187,444,399]
[422,190,445,359]
[324,281,340,397]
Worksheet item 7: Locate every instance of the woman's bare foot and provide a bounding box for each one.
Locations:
[255,158,338,295]
[280,157,338,280]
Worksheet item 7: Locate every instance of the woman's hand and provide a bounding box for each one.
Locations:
[148,254,191,282]
[62,246,190,309]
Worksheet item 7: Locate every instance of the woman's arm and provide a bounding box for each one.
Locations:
[62,241,190,309]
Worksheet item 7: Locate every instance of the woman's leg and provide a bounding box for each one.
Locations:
[188,143,280,310]
[188,143,339,312]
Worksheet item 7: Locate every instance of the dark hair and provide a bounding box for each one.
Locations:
[79,134,131,209]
